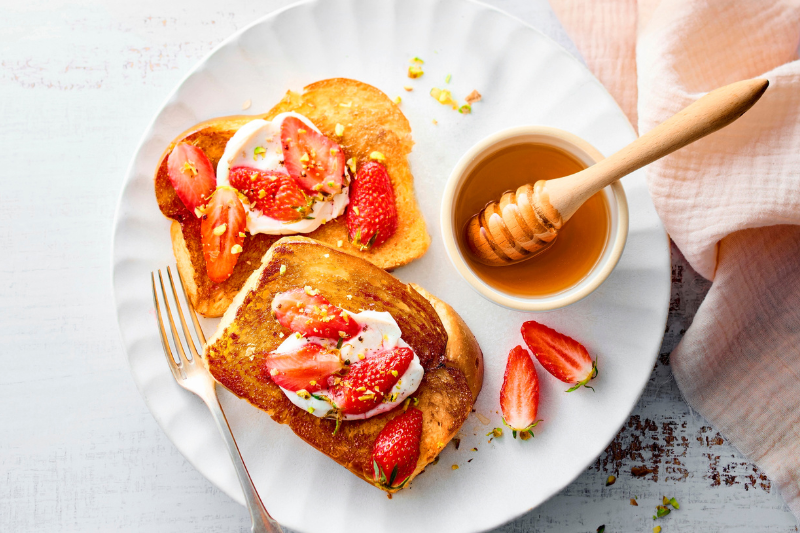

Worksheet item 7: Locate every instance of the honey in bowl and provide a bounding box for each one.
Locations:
[455,143,610,297]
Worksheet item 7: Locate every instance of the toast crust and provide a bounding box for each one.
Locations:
[204,237,482,492]
[156,78,431,317]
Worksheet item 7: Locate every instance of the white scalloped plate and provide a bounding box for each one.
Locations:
[112,1,670,532]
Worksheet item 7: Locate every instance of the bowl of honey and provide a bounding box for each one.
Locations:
[441,126,629,311]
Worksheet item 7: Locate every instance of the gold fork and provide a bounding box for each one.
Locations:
[151,266,282,533]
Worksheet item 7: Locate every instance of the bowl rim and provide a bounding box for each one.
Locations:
[440,125,630,312]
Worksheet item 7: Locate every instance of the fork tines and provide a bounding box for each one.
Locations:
[151,266,206,381]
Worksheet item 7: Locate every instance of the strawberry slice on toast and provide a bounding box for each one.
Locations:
[200,186,246,283]
[228,167,309,222]
[521,320,597,392]
[263,343,344,393]
[329,347,413,415]
[281,116,346,195]
[346,161,397,249]
[167,142,217,214]
[371,407,423,489]
[271,288,361,340]
[499,345,541,439]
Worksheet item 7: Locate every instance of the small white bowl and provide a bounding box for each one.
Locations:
[441,126,629,312]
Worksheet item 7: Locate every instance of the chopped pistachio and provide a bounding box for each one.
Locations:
[445,73,452,83]
[451,464,459,470]
[307,406,315,414]
[182,161,198,176]
[403,85,413,91]
[605,475,616,486]
[238,231,246,237]
[369,151,386,163]
[410,56,424,64]
[299,152,309,163]
[653,527,662,533]
[254,146,266,160]
[458,104,472,114]
[486,427,503,438]
[212,223,227,236]
[346,157,357,174]
[408,65,424,78]
[335,123,344,136]
[297,128,307,134]
[230,244,243,254]
[337,240,343,247]
[465,89,482,104]
[630,498,638,506]
[393,96,401,105]
[279,264,287,275]
[391,370,399,377]
[669,497,680,509]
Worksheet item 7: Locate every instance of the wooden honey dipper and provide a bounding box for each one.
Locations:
[466,78,769,266]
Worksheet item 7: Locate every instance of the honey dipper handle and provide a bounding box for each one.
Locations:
[545,78,769,221]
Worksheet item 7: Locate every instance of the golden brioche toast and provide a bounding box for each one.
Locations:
[155,78,430,317]
[203,237,483,492]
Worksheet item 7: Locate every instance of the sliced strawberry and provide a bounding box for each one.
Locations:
[346,161,397,249]
[228,167,309,222]
[329,347,413,415]
[521,320,597,391]
[371,407,423,489]
[281,116,346,195]
[263,343,343,393]
[500,345,541,439]
[271,288,360,340]
[200,186,246,283]
[167,143,217,214]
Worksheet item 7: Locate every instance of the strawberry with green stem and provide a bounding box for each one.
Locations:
[346,161,397,249]
[371,407,423,489]
[500,345,541,439]
[521,320,598,392]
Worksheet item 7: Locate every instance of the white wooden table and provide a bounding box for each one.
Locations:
[1,1,797,531]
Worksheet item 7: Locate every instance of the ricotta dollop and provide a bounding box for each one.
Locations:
[274,310,424,420]
[216,112,349,235]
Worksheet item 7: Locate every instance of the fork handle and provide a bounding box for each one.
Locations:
[204,389,283,533]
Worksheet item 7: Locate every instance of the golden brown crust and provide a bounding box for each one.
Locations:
[410,284,484,402]
[204,237,482,492]
[156,78,430,317]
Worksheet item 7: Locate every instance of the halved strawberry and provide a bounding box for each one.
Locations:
[371,407,423,489]
[263,343,343,393]
[346,161,397,249]
[200,186,246,283]
[271,288,360,340]
[281,116,346,195]
[167,143,217,214]
[228,167,309,222]
[329,347,413,415]
[500,345,541,439]
[521,320,597,391]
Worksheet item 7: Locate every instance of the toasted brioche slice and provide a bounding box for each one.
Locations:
[155,78,430,317]
[203,237,483,492]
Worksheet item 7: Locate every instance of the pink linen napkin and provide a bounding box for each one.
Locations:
[550,0,800,517]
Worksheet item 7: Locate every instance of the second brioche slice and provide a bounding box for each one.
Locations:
[155,78,430,317]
